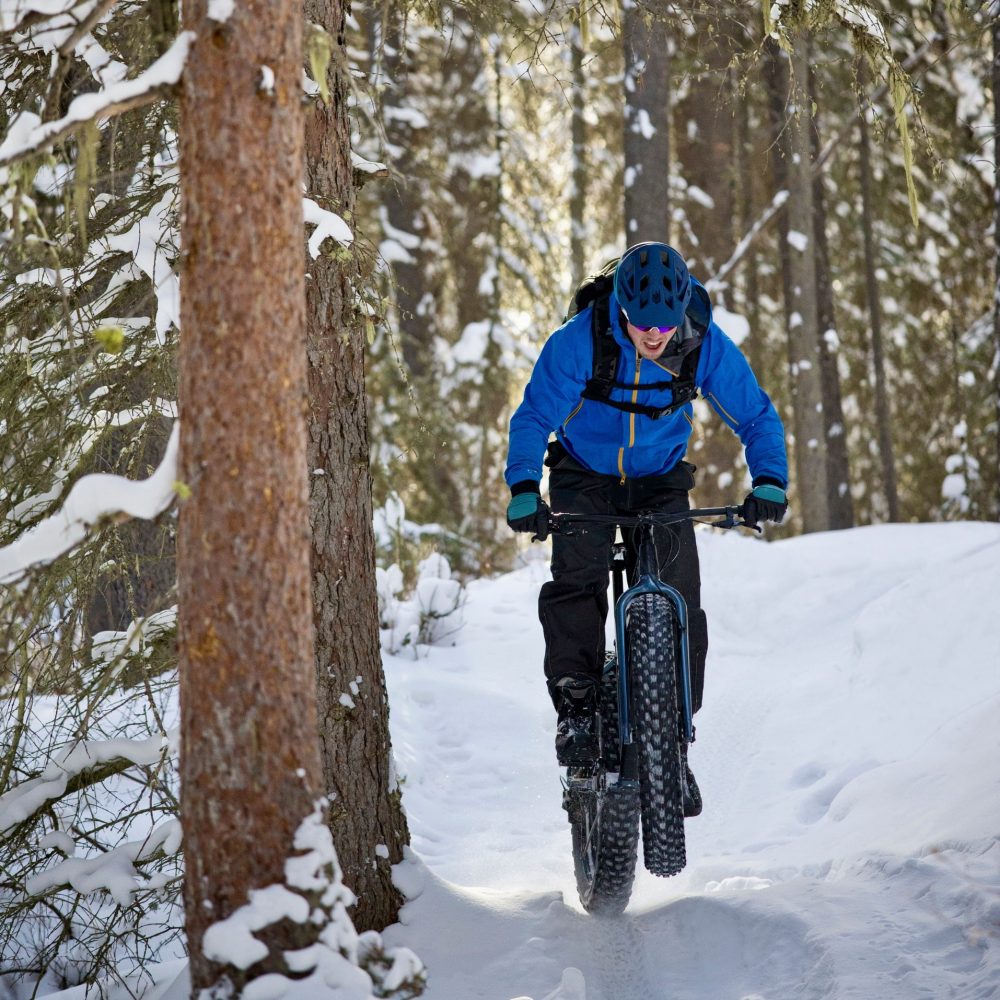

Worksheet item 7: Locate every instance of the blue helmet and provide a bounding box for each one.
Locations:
[613,242,691,329]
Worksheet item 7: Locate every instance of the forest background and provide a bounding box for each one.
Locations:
[0,0,997,996]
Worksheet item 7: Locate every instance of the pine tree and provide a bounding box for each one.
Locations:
[304,0,411,933]
[176,0,328,990]
[780,22,830,532]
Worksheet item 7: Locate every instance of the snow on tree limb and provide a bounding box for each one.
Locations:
[0,422,180,584]
[0,0,94,35]
[0,732,176,835]
[0,30,194,169]
[303,196,353,256]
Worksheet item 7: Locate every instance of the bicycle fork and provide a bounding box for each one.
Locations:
[607,539,696,780]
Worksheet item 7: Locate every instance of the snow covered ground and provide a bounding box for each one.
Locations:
[40,520,1000,999]
[381,521,1000,1000]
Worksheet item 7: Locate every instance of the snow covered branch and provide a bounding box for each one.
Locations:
[0,31,193,170]
[0,0,101,36]
[303,196,353,257]
[0,423,180,585]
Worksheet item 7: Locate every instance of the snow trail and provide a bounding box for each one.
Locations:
[36,523,1000,999]
[383,522,1000,999]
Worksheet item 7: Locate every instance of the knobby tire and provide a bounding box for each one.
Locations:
[566,657,639,915]
[628,592,687,876]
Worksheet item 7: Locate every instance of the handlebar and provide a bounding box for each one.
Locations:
[542,505,760,539]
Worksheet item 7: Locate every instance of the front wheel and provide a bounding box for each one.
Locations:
[628,592,686,876]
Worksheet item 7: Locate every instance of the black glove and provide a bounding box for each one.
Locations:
[742,481,788,526]
[506,482,550,540]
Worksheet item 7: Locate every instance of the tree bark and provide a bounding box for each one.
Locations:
[381,6,433,380]
[623,0,670,243]
[780,28,829,532]
[569,3,587,288]
[994,9,1000,519]
[857,72,899,522]
[736,86,762,363]
[178,1,323,993]
[305,0,410,932]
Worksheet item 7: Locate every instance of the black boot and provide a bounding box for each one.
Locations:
[553,676,599,766]
[681,743,702,817]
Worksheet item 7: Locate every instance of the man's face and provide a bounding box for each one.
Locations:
[625,321,678,361]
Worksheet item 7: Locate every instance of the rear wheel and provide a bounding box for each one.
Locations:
[565,652,639,914]
[599,651,621,774]
[566,773,640,915]
[627,593,686,876]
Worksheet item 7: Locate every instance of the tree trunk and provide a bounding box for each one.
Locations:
[376,3,462,523]
[178,1,323,993]
[569,3,587,288]
[86,417,175,633]
[780,29,829,532]
[468,40,510,569]
[381,6,434,380]
[305,0,410,933]
[736,87,762,364]
[674,24,742,505]
[675,26,735,276]
[994,10,1000,519]
[857,70,900,522]
[809,59,854,529]
[623,0,670,243]
[441,12,508,568]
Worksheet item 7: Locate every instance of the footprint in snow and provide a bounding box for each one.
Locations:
[788,761,827,789]
[796,759,880,824]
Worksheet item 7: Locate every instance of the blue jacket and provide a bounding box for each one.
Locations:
[505,282,788,488]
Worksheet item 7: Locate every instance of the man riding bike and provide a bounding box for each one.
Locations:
[504,242,789,808]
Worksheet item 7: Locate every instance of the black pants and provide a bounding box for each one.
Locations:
[539,443,709,713]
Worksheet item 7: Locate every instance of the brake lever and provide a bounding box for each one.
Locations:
[532,515,559,542]
[708,513,762,534]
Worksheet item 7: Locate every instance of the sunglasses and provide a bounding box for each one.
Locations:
[634,324,677,335]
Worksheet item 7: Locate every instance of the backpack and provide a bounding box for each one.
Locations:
[565,258,709,421]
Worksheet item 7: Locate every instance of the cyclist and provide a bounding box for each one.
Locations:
[504,242,789,797]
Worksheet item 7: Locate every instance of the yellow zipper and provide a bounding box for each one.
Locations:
[619,355,642,483]
[629,356,640,448]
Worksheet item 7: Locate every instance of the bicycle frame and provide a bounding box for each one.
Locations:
[552,505,749,773]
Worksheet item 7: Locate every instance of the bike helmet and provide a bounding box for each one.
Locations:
[613,242,692,329]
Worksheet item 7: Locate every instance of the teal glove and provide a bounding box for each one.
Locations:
[743,483,787,526]
[506,487,550,539]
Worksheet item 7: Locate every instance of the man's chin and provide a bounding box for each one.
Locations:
[640,345,667,360]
